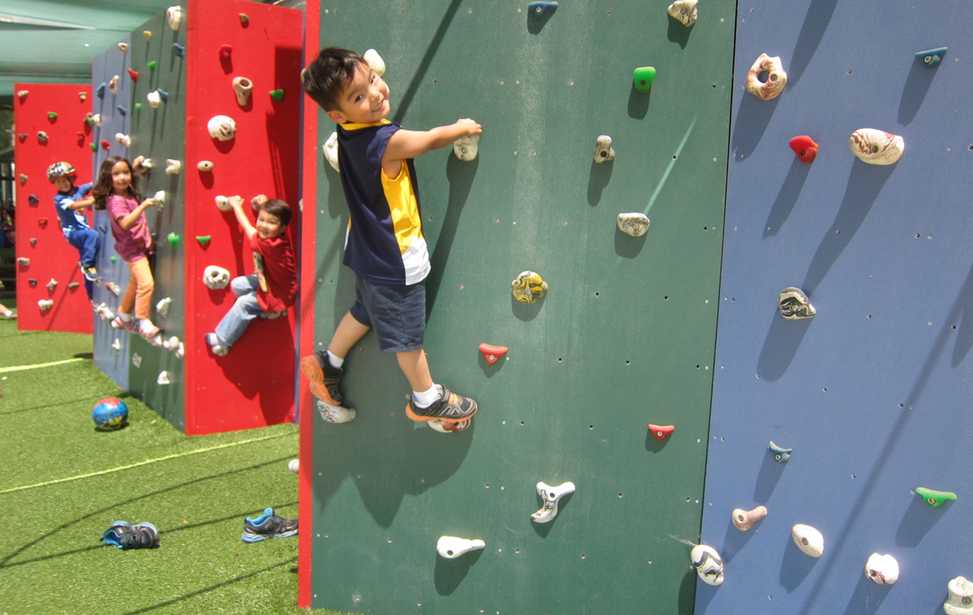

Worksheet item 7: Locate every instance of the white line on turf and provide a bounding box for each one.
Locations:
[0,357,85,374]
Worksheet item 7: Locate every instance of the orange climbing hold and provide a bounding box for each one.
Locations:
[789,135,819,164]
[647,424,675,441]
[479,343,508,366]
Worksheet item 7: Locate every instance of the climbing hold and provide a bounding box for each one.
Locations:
[87,113,102,127]
[214,195,233,212]
[453,135,479,161]
[207,115,237,141]
[945,577,973,615]
[108,75,119,95]
[47,111,58,122]
[95,303,114,320]
[478,343,508,365]
[667,0,698,27]
[428,416,473,433]
[156,297,172,317]
[162,336,181,351]
[203,265,231,290]
[232,76,253,106]
[67,281,80,290]
[46,278,58,292]
[219,44,233,63]
[96,82,106,98]
[865,553,900,585]
[28,278,38,287]
[323,132,340,172]
[617,213,651,237]
[690,544,725,586]
[593,135,615,163]
[777,287,815,320]
[157,371,172,385]
[647,424,675,441]
[195,235,212,248]
[37,299,54,312]
[269,88,285,102]
[531,480,575,523]
[915,487,957,508]
[117,41,128,53]
[116,105,127,116]
[915,47,947,66]
[165,159,182,175]
[172,42,184,57]
[152,190,167,207]
[632,66,656,93]
[98,139,109,151]
[37,218,48,228]
[789,135,819,164]
[79,90,87,102]
[527,1,558,16]
[134,102,142,111]
[127,68,139,82]
[37,131,49,144]
[238,13,249,26]
[27,194,39,205]
[133,156,154,172]
[791,524,824,558]
[17,133,28,143]
[147,90,163,108]
[110,255,118,263]
[745,53,788,101]
[166,5,183,30]
[363,48,386,76]
[849,129,905,166]
[143,30,152,39]
[105,281,120,296]
[167,232,180,247]
[16,89,29,100]
[197,160,215,172]
[315,398,357,424]
[28,237,37,247]
[115,133,132,147]
[436,536,486,559]
[18,174,27,185]
[132,353,142,368]
[16,257,30,266]
[769,440,792,463]
[511,270,548,304]
[732,505,768,532]
[147,60,157,71]
[175,342,184,359]
[111,338,121,351]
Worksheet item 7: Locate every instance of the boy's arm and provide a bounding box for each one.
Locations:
[66,196,95,210]
[383,118,482,164]
[228,196,257,240]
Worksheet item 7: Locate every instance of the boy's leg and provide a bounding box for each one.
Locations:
[302,309,369,405]
[68,229,100,281]
[210,291,261,352]
[396,349,433,391]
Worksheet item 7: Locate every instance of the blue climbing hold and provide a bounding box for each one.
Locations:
[158,89,169,102]
[528,1,558,15]
[915,47,947,66]
[116,105,127,116]
[173,42,185,57]
[96,82,106,98]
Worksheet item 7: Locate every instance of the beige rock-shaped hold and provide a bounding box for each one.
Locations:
[232,76,253,107]
[162,335,181,351]
[363,48,386,76]
[90,113,102,126]
[865,553,900,585]
[117,42,129,53]
[944,576,973,615]
[667,0,698,27]
[166,5,183,31]
[617,213,650,237]
[147,90,163,108]
[108,75,119,95]
[115,132,131,147]
[593,135,615,163]
[746,53,788,101]
[691,544,725,586]
[453,135,479,161]
[732,505,768,532]
[175,342,184,359]
[203,265,231,290]
[156,296,172,317]
[38,299,54,312]
[165,159,182,175]
[111,338,121,351]
[214,195,235,212]
[323,132,340,172]
[197,160,214,172]
[46,278,57,292]
[436,536,485,559]
[152,190,166,208]
[207,115,236,141]
[157,370,172,385]
[132,352,142,368]
[849,129,905,166]
[791,524,824,558]
[16,89,29,100]
[778,287,815,320]
[511,270,548,304]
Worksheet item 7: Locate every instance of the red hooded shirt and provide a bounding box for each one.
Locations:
[250,233,296,313]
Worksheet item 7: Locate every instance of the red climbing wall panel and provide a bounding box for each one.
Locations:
[13,83,94,334]
[182,1,303,434]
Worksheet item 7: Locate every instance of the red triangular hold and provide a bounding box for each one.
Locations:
[788,135,819,164]
[478,343,509,366]
[128,68,139,82]
[647,424,675,441]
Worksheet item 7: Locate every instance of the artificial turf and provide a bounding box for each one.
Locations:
[0,315,355,615]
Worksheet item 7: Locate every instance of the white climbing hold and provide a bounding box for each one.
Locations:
[691,544,725,586]
[175,342,184,359]
[232,76,253,107]
[453,135,479,161]
[777,287,815,320]
[117,42,129,53]
[667,0,698,27]
[203,265,231,290]
[108,75,119,95]
[531,480,575,524]
[37,299,54,312]
[214,195,235,212]
[593,135,615,163]
[132,353,142,368]
[105,282,121,296]
[849,129,905,166]
[945,576,973,615]
[865,553,900,585]
[363,49,386,76]
[115,133,131,147]
[791,524,824,558]
[207,115,237,141]
[436,536,485,559]
[745,53,788,101]
[147,90,163,109]
[162,336,181,351]
[45,278,57,292]
[157,370,171,385]
[111,338,121,351]
[16,257,30,266]
[197,160,214,172]
[427,417,473,433]
[323,132,340,172]
[166,5,183,31]
[315,398,356,424]
[617,213,650,237]
[152,191,166,208]
[732,505,768,532]
[165,159,182,175]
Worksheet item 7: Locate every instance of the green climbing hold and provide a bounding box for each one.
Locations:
[134,102,142,111]
[269,89,285,101]
[632,66,656,93]
[167,232,181,248]
[148,60,158,71]
[110,255,118,263]
[915,487,957,508]
[195,235,212,247]
[90,142,97,152]
[47,111,58,121]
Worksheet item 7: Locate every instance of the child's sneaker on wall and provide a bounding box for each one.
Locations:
[301,353,346,406]
[241,508,298,543]
[204,333,229,357]
[406,385,478,424]
[80,262,98,282]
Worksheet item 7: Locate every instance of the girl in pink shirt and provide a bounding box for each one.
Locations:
[92,156,163,339]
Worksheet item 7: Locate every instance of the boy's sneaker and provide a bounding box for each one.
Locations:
[241,508,298,543]
[405,385,478,424]
[301,353,345,406]
[204,332,229,357]
[101,521,160,550]
[80,262,98,282]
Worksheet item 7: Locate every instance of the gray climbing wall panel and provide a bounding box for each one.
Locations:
[305,1,735,613]
[697,1,973,614]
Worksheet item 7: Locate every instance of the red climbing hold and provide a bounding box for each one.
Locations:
[789,135,818,164]
[128,68,139,82]
[38,218,48,228]
[219,44,232,61]
[100,140,111,150]
[17,133,28,143]
[647,424,675,441]
[478,343,509,366]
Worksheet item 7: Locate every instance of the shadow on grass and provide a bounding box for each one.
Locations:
[0,395,106,417]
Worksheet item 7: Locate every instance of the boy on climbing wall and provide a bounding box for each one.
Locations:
[48,161,100,301]
[300,47,482,427]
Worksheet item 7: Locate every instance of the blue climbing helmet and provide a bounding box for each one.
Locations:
[46,161,76,182]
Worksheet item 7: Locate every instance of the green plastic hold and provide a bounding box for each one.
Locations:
[269,88,285,101]
[148,60,158,71]
[90,142,97,152]
[633,66,656,93]
[47,111,58,121]
[110,255,118,263]
[167,232,181,248]
[195,235,211,247]
[134,102,143,111]
[915,487,957,508]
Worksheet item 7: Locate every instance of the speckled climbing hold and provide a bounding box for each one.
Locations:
[865,553,900,585]
[632,66,656,93]
[38,299,54,312]
[165,159,182,175]
[789,135,819,164]
[46,278,58,292]
[116,105,127,116]
[128,68,139,82]
[197,160,215,173]
[732,505,768,532]
[238,13,250,26]
[96,82,106,98]
[108,75,119,95]
[214,195,233,212]
[691,544,725,586]
[647,424,675,441]
[172,42,184,57]
[512,270,548,304]
[769,440,792,463]
[117,41,128,53]
[250,194,268,213]
[527,1,558,16]
[778,287,815,320]
[667,0,698,27]
[86,113,102,127]
[479,343,508,366]
[37,131,48,144]
[363,48,385,76]
[207,115,237,141]
[95,303,114,320]
[157,370,172,385]
[16,257,30,266]
[746,53,788,101]
[203,265,231,290]
[531,480,575,523]
[916,47,947,66]
[269,88,285,102]
[195,235,212,248]
[167,232,180,247]
[166,5,183,31]
[231,76,253,106]
[115,133,131,147]
[427,417,472,434]
[79,90,87,102]
[453,135,479,161]
[27,194,39,205]
[147,60,157,71]
[436,536,486,559]
[593,135,615,163]
[915,487,957,508]
[47,111,58,122]
[315,398,357,424]
[849,129,905,166]
[945,576,973,615]
[791,524,824,558]
[323,132,340,172]
[617,213,650,237]
[156,297,172,317]
[16,89,29,100]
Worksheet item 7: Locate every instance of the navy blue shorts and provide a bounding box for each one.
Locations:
[349,276,426,352]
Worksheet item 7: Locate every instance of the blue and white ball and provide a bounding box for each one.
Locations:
[92,397,129,431]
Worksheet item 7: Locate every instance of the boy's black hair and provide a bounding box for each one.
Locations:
[261,199,292,227]
[301,47,366,112]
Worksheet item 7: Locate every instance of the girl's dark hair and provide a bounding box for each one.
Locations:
[260,199,292,227]
[301,47,366,111]
[92,156,140,209]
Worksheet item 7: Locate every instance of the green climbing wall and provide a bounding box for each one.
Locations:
[307,1,735,612]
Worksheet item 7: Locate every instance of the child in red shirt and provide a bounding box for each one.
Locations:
[204,196,296,356]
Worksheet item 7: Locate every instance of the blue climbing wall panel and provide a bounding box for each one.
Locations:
[697,1,973,614]
[91,39,132,390]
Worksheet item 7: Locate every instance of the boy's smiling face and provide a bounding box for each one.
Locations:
[53,176,73,192]
[327,61,390,125]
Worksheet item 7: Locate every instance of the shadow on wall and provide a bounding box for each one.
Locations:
[897,58,938,126]
[731,94,778,161]
[427,155,478,314]
[788,0,839,87]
